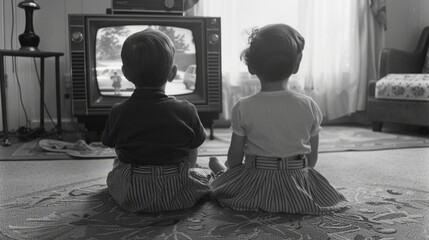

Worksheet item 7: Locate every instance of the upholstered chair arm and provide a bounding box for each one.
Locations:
[368,79,377,97]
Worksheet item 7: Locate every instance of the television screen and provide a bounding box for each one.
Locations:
[95,25,196,97]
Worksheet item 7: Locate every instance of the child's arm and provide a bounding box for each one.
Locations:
[308,134,319,168]
[188,148,198,168]
[226,133,246,169]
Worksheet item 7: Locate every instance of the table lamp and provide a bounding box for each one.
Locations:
[18,0,40,51]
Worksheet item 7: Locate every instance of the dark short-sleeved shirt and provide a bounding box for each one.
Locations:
[101,88,206,165]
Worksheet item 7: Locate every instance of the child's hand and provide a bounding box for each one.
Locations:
[209,156,227,174]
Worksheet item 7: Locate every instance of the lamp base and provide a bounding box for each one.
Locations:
[19,32,40,51]
[19,46,40,51]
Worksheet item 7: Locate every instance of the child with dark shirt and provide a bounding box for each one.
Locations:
[102,29,210,213]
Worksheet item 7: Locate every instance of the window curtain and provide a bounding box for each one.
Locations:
[191,0,386,121]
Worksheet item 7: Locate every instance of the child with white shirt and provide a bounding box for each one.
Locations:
[209,23,347,214]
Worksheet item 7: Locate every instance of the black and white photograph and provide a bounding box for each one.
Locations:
[0,0,428,239]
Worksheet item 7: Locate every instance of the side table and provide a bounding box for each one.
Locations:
[0,49,64,146]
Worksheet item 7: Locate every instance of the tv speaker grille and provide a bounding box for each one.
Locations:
[71,51,86,100]
[207,52,221,109]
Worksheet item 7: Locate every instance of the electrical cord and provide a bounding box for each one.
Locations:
[32,57,57,128]
[12,57,31,128]
[0,125,58,142]
[10,0,15,51]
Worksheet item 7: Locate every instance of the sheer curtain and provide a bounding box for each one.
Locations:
[192,0,385,120]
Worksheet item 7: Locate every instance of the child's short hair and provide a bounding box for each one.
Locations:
[121,29,175,87]
[241,24,305,82]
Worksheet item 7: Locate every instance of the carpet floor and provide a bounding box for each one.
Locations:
[0,125,428,239]
[1,125,429,160]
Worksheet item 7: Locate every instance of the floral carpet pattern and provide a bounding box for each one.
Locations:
[1,178,428,240]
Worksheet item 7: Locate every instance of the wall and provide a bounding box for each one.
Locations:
[385,0,429,51]
[0,0,429,131]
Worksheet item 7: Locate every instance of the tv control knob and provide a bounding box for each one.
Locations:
[71,32,83,43]
[209,33,219,45]
[164,0,174,9]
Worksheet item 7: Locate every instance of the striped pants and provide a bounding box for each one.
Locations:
[106,159,212,213]
[211,155,348,214]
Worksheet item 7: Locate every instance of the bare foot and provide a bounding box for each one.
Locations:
[209,156,227,174]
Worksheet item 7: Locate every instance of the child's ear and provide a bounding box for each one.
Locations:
[292,54,302,74]
[122,65,130,79]
[167,65,178,82]
[122,65,137,84]
[247,65,256,75]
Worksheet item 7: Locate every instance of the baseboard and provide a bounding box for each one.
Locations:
[322,111,371,126]
[27,118,85,133]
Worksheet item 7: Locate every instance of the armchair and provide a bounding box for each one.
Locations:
[367,26,429,132]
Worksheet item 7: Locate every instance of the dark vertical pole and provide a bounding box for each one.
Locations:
[0,54,10,146]
[40,57,45,129]
[55,56,62,139]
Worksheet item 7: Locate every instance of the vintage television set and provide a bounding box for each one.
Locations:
[68,14,222,138]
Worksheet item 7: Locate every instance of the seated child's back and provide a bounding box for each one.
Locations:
[209,24,348,214]
[102,29,210,213]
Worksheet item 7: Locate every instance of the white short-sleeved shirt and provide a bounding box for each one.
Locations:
[231,90,323,158]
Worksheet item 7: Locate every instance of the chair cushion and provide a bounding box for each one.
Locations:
[375,74,429,101]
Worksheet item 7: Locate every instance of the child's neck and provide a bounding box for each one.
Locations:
[135,83,167,91]
[260,79,288,92]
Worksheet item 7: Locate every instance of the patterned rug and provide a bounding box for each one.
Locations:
[1,125,428,160]
[1,177,428,239]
